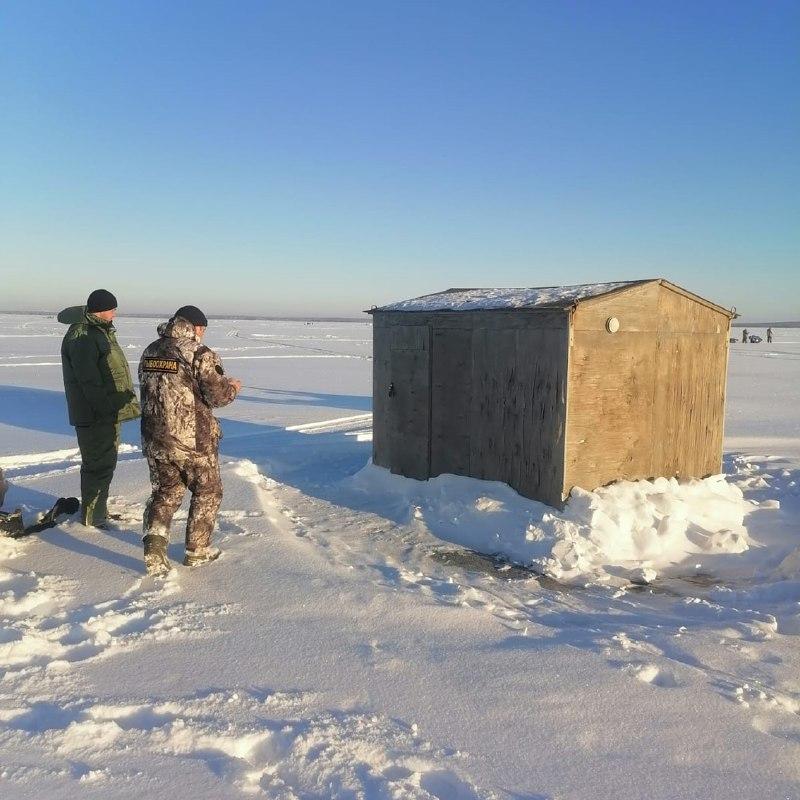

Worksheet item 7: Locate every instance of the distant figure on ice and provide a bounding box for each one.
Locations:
[138,306,242,576]
[741,328,749,343]
[767,327,773,343]
[59,290,141,527]
[0,467,7,509]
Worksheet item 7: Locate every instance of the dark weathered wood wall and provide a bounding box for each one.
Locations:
[564,282,730,496]
[373,310,569,507]
[372,322,431,479]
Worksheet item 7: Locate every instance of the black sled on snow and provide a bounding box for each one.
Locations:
[0,497,80,538]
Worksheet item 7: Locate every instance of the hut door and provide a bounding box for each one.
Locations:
[386,325,431,480]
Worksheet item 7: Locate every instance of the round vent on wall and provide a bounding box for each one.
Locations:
[605,316,620,333]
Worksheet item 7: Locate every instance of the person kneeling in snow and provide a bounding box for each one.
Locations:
[138,306,241,576]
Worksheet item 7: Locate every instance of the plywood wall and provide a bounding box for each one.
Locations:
[372,322,431,479]
[650,286,729,478]
[373,311,569,507]
[564,282,730,497]
[466,322,568,507]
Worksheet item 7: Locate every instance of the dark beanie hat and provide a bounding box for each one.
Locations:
[174,305,208,327]
[87,289,117,313]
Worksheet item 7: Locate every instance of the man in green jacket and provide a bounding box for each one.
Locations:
[59,289,141,527]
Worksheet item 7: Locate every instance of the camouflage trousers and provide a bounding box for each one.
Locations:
[142,451,222,551]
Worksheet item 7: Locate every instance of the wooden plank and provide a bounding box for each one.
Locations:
[659,280,734,318]
[572,281,661,332]
[656,283,731,334]
[469,324,567,507]
[371,324,392,469]
[496,328,522,486]
[651,332,727,478]
[469,327,502,481]
[389,324,430,351]
[375,309,568,331]
[386,325,431,480]
[650,285,729,478]
[564,330,658,492]
[516,327,569,507]
[430,327,472,477]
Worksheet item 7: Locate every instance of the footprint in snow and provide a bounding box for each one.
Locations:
[0,571,236,683]
[629,663,681,688]
[0,689,501,799]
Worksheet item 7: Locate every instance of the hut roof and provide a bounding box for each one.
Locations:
[370,279,733,316]
[372,280,647,313]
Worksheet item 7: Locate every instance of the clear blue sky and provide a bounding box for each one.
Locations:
[2,1,798,319]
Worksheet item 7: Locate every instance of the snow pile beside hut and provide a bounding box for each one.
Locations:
[530,476,748,581]
[348,464,753,583]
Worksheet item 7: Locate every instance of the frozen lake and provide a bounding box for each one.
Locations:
[1,313,798,800]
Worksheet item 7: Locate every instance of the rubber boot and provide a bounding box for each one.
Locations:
[143,534,172,577]
[183,546,221,567]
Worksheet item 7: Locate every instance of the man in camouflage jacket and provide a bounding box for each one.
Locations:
[138,305,241,575]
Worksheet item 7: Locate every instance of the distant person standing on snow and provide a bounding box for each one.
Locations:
[59,290,141,527]
[767,327,773,343]
[0,467,7,508]
[741,328,749,343]
[138,306,241,576]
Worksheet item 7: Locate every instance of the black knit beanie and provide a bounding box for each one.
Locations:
[87,289,117,313]
[174,305,208,327]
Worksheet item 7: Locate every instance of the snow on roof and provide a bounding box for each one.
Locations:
[373,281,647,313]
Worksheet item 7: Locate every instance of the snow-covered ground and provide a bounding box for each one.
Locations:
[1,314,798,800]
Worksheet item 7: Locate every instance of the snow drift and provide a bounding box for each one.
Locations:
[348,465,751,583]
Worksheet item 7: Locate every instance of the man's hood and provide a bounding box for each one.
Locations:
[57,306,112,328]
[57,306,88,325]
[158,316,198,341]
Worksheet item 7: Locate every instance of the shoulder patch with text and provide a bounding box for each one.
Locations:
[142,357,180,374]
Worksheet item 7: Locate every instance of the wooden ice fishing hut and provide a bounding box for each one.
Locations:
[368,279,733,508]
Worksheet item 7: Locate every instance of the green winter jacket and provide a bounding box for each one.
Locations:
[58,306,141,427]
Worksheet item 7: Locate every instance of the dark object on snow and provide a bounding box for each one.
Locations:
[1,497,80,539]
[749,335,762,344]
[767,327,773,343]
[369,279,734,508]
[0,509,25,536]
[23,496,80,535]
[729,338,738,344]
